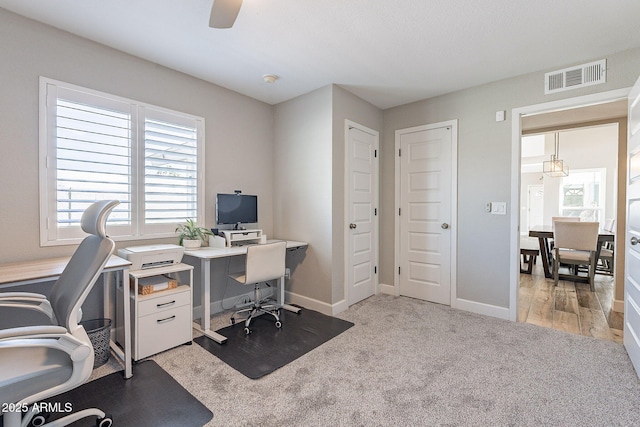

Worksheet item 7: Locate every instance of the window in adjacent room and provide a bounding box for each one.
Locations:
[39,77,204,245]
[559,169,605,222]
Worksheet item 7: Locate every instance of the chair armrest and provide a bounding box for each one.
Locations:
[0,325,67,341]
[0,292,47,302]
[0,292,55,323]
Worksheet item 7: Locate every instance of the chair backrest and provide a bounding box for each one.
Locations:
[603,218,616,233]
[552,216,580,224]
[553,221,599,252]
[48,200,119,333]
[243,241,287,284]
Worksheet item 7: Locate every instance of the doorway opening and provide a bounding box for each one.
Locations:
[510,89,629,342]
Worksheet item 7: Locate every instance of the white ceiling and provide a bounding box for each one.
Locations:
[2,0,640,109]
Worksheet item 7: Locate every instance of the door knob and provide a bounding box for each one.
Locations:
[632,236,639,246]
[441,223,449,229]
[349,223,357,229]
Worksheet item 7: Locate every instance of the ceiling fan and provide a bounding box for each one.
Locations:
[209,0,243,29]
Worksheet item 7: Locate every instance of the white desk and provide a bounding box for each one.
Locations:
[0,255,133,379]
[183,240,307,344]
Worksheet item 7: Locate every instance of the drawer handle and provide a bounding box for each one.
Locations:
[157,315,176,324]
[156,300,176,308]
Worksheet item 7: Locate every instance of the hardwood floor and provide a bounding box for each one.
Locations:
[519,262,623,343]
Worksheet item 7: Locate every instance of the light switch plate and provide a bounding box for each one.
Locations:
[491,202,507,215]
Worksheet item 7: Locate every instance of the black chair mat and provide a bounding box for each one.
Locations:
[195,308,353,379]
[1,360,213,427]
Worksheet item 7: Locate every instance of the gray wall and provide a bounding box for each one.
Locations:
[0,10,274,314]
[382,47,640,309]
[273,86,334,304]
[0,9,274,262]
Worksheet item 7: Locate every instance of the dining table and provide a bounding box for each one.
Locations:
[528,225,615,279]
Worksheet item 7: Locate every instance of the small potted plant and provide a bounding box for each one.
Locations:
[175,219,212,250]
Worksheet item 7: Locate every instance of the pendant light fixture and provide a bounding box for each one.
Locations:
[543,132,569,177]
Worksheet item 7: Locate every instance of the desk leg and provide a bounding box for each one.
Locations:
[107,268,132,379]
[122,267,132,378]
[192,258,227,344]
[278,273,300,314]
[537,237,552,278]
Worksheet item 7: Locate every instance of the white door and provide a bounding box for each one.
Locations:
[397,124,453,305]
[346,122,379,306]
[624,76,640,377]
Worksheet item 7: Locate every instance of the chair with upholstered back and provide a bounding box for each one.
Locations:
[551,216,580,224]
[597,219,616,276]
[552,221,599,291]
[229,241,287,335]
[0,200,119,427]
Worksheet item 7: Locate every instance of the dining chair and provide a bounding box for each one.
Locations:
[596,218,616,276]
[552,221,599,291]
[229,241,287,335]
[551,216,580,224]
[547,216,581,261]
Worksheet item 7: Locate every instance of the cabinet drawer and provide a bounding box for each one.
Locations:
[137,286,190,317]
[136,305,191,360]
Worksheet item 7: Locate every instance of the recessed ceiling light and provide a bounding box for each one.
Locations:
[263,74,279,84]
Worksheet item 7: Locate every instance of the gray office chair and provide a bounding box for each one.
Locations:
[0,200,119,427]
[229,241,287,335]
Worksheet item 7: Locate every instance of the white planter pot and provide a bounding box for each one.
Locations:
[182,239,202,250]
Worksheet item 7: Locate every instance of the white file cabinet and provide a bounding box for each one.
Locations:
[118,263,193,361]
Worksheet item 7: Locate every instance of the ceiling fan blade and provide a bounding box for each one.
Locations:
[209,0,243,29]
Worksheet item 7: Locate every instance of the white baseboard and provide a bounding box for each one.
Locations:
[285,291,346,316]
[613,298,625,313]
[454,298,510,320]
[379,282,398,296]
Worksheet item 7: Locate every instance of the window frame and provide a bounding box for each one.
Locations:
[39,77,205,246]
[559,168,606,222]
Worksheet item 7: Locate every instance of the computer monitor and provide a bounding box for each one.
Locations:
[216,193,258,229]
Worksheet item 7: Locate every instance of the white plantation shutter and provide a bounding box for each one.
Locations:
[142,108,201,233]
[40,78,204,245]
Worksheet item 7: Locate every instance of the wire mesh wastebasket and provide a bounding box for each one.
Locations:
[81,318,112,368]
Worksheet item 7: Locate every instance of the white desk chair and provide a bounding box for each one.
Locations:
[229,241,287,335]
[552,221,599,291]
[0,200,118,427]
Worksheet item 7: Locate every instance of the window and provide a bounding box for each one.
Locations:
[40,78,204,245]
[560,169,605,222]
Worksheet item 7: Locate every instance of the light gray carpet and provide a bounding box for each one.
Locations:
[95,294,640,426]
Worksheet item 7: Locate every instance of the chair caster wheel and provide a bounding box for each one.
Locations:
[97,415,113,427]
[29,412,49,427]
[244,327,251,335]
[275,320,282,328]
[230,317,236,325]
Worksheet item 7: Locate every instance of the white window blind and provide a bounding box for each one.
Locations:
[40,78,204,245]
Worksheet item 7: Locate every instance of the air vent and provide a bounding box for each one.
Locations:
[544,59,606,94]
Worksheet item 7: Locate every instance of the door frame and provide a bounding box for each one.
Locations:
[344,120,380,306]
[393,120,458,306]
[509,88,630,321]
